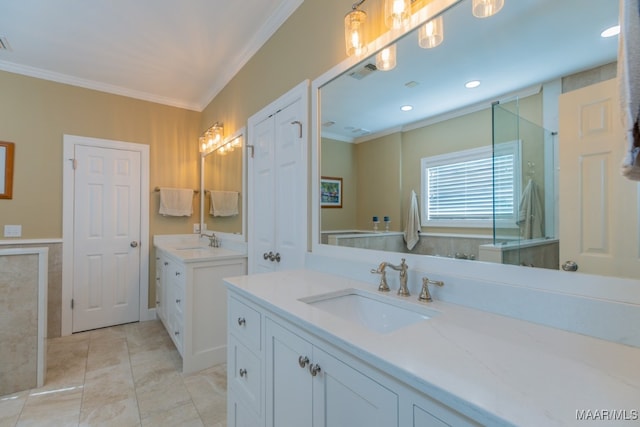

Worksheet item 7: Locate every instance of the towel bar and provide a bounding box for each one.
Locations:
[154,187,198,194]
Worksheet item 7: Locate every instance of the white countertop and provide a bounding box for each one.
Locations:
[154,235,246,263]
[224,269,640,426]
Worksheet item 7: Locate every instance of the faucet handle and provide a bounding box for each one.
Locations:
[418,277,444,302]
[370,265,390,292]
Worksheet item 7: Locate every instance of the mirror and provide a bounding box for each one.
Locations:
[318,0,627,276]
[200,128,246,238]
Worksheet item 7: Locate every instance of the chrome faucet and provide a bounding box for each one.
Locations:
[387,258,409,296]
[418,277,444,302]
[370,262,390,292]
[201,232,220,248]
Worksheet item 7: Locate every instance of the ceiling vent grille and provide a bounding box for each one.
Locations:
[348,63,377,80]
[0,37,12,51]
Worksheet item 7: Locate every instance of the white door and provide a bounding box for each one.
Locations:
[274,100,306,271]
[72,145,141,332]
[559,78,640,277]
[248,81,308,273]
[251,115,277,274]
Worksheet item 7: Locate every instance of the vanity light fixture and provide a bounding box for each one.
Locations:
[199,122,225,154]
[465,80,481,88]
[376,44,397,71]
[400,105,413,111]
[385,0,411,30]
[601,25,620,38]
[472,0,504,18]
[418,15,444,49]
[345,0,368,57]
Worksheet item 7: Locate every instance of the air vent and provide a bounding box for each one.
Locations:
[348,63,377,80]
[405,81,420,88]
[0,37,12,51]
[322,121,336,127]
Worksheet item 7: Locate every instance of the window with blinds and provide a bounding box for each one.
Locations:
[420,141,520,228]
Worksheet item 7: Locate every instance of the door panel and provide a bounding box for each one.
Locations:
[559,79,640,277]
[73,145,141,332]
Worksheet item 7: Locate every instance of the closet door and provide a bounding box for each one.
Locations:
[274,100,306,271]
[251,115,277,274]
[248,81,308,273]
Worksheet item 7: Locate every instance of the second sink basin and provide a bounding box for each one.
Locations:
[300,289,435,334]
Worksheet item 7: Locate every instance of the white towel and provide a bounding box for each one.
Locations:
[517,179,544,239]
[619,0,640,180]
[209,190,239,217]
[403,190,421,250]
[159,187,193,216]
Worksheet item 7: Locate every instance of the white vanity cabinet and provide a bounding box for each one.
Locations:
[227,289,480,427]
[155,246,247,374]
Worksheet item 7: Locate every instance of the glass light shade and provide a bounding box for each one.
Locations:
[345,9,367,57]
[418,16,444,49]
[376,45,397,71]
[472,0,504,18]
[385,0,411,30]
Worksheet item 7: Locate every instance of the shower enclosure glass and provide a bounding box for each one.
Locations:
[492,98,559,269]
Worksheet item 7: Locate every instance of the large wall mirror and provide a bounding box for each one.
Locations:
[314,0,637,280]
[200,128,246,239]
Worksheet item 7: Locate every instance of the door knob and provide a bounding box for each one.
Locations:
[130,241,139,248]
[562,260,578,272]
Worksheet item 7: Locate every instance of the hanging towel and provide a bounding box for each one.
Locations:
[159,187,193,216]
[209,190,239,217]
[619,0,640,180]
[403,190,421,250]
[517,179,544,239]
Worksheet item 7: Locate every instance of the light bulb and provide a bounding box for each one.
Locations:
[418,16,444,49]
[376,45,397,71]
[345,9,367,57]
[385,0,411,30]
[472,0,504,18]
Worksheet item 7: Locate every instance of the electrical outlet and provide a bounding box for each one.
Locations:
[4,225,22,237]
[193,223,201,234]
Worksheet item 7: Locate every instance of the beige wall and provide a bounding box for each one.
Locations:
[321,138,357,230]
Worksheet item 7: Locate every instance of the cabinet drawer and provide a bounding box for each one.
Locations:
[229,297,261,351]
[229,335,262,416]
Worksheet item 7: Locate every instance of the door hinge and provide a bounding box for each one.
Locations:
[69,158,77,170]
[71,298,74,309]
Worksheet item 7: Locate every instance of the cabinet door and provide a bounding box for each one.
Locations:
[265,319,313,427]
[312,347,399,427]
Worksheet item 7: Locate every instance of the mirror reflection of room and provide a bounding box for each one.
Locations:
[319,0,626,275]
[202,131,243,235]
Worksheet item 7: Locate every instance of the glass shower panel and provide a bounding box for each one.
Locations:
[492,98,558,269]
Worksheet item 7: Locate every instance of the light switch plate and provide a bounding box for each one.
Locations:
[4,225,22,237]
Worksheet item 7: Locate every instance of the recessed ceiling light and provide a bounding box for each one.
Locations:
[465,80,481,89]
[601,25,620,38]
[400,105,413,111]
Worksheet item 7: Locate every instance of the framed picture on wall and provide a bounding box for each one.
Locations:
[0,142,15,199]
[320,176,342,208]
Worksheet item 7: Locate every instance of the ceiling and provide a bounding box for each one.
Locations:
[0,0,302,111]
[321,0,619,142]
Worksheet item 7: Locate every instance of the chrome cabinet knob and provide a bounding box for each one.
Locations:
[239,368,247,377]
[237,317,246,326]
[274,252,281,262]
[130,241,138,248]
[562,260,578,272]
[298,356,309,368]
[309,363,321,377]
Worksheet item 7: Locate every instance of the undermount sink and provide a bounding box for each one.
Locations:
[175,246,207,250]
[300,289,435,334]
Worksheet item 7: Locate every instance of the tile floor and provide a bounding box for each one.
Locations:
[0,320,227,427]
